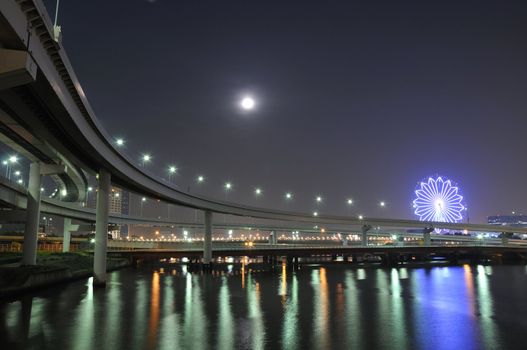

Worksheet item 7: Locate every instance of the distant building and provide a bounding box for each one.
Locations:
[88,186,129,238]
[488,215,527,227]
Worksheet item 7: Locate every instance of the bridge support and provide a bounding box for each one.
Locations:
[22,162,42,265]
[203,210,213,270]
[423,226,433,247]
[501,232,511,246]
[423,231,431,246]
[269,231,277,245]
[22,162,67,265]
[94,169,111,286]
[361,225,371,247]
[62,218,74,252]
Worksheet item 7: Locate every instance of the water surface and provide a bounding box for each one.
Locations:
[1,263,527,349]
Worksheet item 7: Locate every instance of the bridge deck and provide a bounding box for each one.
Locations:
[108,244,527,260]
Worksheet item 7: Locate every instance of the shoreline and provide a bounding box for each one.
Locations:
[0,252,131,299]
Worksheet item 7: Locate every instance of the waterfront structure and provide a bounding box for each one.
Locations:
[488,214,527,227]
[0,0,526,284]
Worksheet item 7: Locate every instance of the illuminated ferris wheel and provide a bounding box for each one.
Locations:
[412,176,465,223]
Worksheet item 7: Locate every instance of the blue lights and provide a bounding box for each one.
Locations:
[413,176,465,223]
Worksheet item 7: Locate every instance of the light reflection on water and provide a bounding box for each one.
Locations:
[1,264,527,350]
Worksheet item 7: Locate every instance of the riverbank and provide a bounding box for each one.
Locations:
[0,252,131,298]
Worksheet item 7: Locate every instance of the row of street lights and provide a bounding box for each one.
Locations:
[110,139,392,218]
[3,148,386,218]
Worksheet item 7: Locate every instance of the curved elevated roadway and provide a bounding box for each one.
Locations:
[1,0,524,233]
[1,1,525,283]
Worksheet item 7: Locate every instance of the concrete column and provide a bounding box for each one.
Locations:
[342,238,348,246]
[63,218,72,252]
[501,234,509,246]
[22,162,42,265]
[269,231,274,245]
[269,230,277,245]
[94,169,111,286]
[423,231,431,246]
[203,210,213,265]
[361,225,371,247]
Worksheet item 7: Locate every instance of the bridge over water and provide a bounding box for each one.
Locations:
[1,0,526,285]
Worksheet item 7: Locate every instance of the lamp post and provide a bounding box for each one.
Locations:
[141,154,151,167]
[85,186,93,207]
[140,197,146,216]
[168,165,177,182]
[115,138,125,147]
[4,155,18,180]
[284,192,292,211]
[224,182,232,200]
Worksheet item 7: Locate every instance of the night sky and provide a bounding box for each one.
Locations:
[42,0,527,223]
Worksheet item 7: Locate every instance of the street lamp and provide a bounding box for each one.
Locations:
[168,165,177,182]
[4,155,18,179]
[316,195,322,203]
[85,186,93,206]
[347,198,353,205]
[140,197,146,216]
[255,188,262,196]
[285,192,292,200]
[379,201,386,207]
[141,154,151,167]
[197,175,204,183]
[224,182,232,201]
[115,138,125,147]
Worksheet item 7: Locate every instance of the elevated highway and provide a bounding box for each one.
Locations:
[1,0,525,284]
[2,0,524,231]
[2,177,526,238]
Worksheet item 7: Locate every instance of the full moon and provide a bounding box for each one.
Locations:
[240,96,255,110]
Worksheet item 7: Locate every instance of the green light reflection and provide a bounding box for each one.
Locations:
[281,271,298,349]
[390,268,408,349]
[217,277,235,350]
[344,270,362,349]
[104,273,122,349]
[159,277,182,349]
[182,274,207,349]
[311,268,330,349]
[133,278,147,347]
[476,265,499,348]
[70,277,94,350]
[246,273,265,350]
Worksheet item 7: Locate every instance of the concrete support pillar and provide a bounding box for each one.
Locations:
[63,218,72,252]
[361,225,371,247]
[94,169,110,286]
[22,162,42,265]
[269,231,275,245]
[423,231,431,246]
[203,210,213,266]
[501,235,509,246]
[342,238,348,246]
